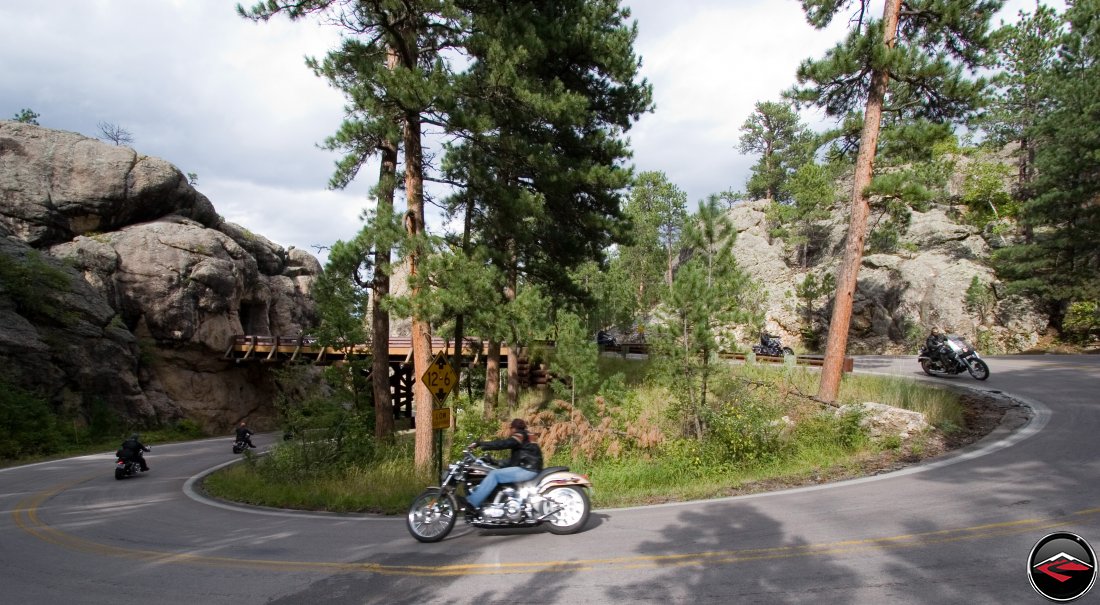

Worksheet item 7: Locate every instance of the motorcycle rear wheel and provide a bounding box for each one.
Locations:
[115,468,125,480]
[406,488,457,543]
[966,358,990,381]
[543,486,590,535]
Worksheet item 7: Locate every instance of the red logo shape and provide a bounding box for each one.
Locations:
[1037,556,1093,583]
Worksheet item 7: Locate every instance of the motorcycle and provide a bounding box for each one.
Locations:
[918,334,990,381]
[114,450,148,480]
[406,446,592,543]
[232,439,250,454]
[752,333,794,357]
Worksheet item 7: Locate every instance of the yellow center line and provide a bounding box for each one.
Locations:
[11,480,1100,577]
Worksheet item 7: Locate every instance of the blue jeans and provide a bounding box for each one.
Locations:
[466,466,537,508]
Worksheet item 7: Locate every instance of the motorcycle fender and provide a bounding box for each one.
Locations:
[536,471,592,493]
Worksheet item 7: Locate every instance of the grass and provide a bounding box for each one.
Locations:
[200,362,968,514]
[202,452,425,514]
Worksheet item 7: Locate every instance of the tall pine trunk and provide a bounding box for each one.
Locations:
[404,109,434,471]
[372,136,397,440]
[817,0,902,403]
[450,195,475,400]
[505,251,519,407]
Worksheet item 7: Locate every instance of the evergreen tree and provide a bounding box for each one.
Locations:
[738,100,815,203]
[12,108,39,124]
[788,0,1003,402]
[994,0,1100,324]
[240,0,463,470]
[654,196,761,439]
[765,160,838,267]
[548,311,599,408]
[619,171,687,311]
[983,3,1062,191]
[443,0,652,406]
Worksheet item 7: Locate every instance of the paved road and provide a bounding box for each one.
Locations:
[2,355,1098,604]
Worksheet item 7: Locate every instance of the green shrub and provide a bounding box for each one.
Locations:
[0,384,62,458]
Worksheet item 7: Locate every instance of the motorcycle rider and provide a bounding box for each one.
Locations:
[120,433,150,471]
[464,418,543,516]
[926,326,949,367]
[235,420,257,449]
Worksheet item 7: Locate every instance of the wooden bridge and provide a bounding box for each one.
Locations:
[223,336,850,421]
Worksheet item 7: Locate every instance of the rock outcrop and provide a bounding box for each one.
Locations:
[0,121,320,432]
[726,199,1048,354]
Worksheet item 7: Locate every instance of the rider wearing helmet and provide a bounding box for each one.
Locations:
[120,433,150,471]
[926,326,949,366]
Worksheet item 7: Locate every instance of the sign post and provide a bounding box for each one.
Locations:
[420,351,458,479]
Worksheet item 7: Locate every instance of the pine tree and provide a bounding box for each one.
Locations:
[620,171,687,310]
[443,0,652,406]
[788,0,1003,402]
[239,0,463,470]
[983,3,1062,192]
[993,1,1100,324]
[739,101,815,203]
[654,196,761,439]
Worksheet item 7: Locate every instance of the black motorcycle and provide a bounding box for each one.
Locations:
[918,334,990,381]
[752,333,794,357]
[114,450,148,480]
[406,446,592,543]
[232,439,250,454]
[596,330,617,348]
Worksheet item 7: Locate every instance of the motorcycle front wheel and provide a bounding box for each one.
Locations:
[782,347,794,356]
[406,488,457,543]
[543,486,590,535]
[966,358,990,381]
[920,359,936,377]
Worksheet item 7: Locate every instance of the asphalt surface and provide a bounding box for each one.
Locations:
[1,355,1098,604]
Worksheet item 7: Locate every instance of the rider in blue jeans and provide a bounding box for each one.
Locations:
[465,418,543,513]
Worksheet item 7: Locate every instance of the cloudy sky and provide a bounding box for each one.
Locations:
[1,1,1050,264]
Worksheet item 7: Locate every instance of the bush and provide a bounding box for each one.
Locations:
[704,401,783,467]
[1063,301,1100,344]
[0,384,62,458]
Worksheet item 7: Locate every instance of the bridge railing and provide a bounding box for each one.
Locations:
[224,335,851,372]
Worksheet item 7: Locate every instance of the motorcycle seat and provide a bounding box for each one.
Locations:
[533,466,570,481]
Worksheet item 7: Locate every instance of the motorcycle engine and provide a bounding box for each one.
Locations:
[484,488,525,521]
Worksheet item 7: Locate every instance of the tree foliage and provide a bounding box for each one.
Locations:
[653,196,762,439]
[739,100,815,203]
[993,0,1100,323]
[12,108,39,124]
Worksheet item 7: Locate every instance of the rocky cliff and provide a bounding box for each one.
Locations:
[0,121,320,432]
[726,198,1048,354]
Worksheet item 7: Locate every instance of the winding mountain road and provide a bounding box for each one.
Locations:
[2,355,1098,604]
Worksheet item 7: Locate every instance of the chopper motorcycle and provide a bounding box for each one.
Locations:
[752,333,794,357]
[406,445,592,543]
[918,334,990,381]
